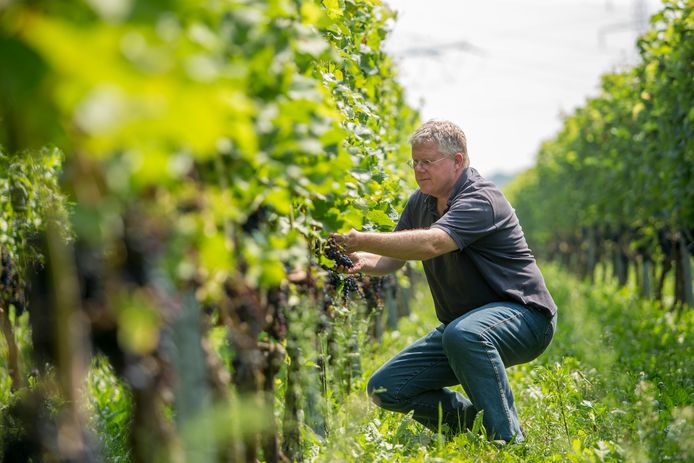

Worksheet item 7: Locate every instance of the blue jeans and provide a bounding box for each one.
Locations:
[367,302,556,442]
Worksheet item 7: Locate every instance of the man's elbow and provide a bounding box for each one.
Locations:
[419,242,445,260]
[422,231,457,260]
[383,257,406,272]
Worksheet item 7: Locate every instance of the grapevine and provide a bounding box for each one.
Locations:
[0,0,419,461]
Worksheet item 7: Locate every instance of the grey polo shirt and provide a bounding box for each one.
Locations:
[395,167,557,324]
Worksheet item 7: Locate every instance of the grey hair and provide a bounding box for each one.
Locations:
[409,120,469,168]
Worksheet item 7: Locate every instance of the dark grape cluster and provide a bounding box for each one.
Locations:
[362,275,384,309]
[324,237,353,268]
[1,251,26,315]
[322,270,340,312]
[342,276,358,299]
[322,270,361,302]
[1,251,12,287]
[327,270,341,289]
[241,206,268,234]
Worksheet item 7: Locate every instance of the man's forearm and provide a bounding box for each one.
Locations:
[353,228,455,260]
[356,252,406,275]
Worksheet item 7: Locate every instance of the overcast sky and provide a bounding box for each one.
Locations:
[384,0,663,177]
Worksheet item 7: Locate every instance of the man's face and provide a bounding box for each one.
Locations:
[411,141,460,199]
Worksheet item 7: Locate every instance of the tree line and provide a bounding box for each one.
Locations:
[505,0,693,309]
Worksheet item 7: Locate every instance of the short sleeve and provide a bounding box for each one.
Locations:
[430,194,496,249]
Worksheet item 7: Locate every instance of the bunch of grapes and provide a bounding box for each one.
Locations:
[324,237,353,268]
[362,275,384,309]
[1,251,25,315]
[1,252,12,288]
[326,270,341,290]
[323,270,359,301]
[342,276,358,299]
[241,206,268,233]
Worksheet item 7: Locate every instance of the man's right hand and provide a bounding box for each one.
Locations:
[335,252,367,274]
[334,252,405,276]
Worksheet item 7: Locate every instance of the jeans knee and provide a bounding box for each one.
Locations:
[367,372,397,409]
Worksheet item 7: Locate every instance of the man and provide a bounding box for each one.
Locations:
[332,120,557,443]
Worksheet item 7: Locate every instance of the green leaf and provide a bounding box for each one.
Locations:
[341,208,363,230]
[366,209,394,230]
[200,231,232,274]
[322,0,343,19]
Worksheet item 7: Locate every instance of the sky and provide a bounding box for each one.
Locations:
[383,0,663,177]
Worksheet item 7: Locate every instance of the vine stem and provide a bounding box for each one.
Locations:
[0,304,21,391]
[554,373,572,447]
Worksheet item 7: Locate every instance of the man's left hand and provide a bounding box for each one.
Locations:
[331,229,361,254]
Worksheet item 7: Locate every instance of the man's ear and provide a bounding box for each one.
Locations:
[455,152,464,168]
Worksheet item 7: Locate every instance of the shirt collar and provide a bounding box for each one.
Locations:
[424,167,472,208]
[423,167,473,214]
[448,167,472,205]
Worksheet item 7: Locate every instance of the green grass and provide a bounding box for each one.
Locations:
[2,264,693,462]
[302,264,694,462]
[85,357,132,463]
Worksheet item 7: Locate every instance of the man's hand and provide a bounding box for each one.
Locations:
[330,229,361,254]
[333,251,405,276]
[335,252,366,274]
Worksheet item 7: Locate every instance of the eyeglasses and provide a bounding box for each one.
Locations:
[406,156,451,169]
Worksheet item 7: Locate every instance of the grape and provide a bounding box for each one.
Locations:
[324,237,353,268]
[327,270,341,289]
[362,275,383,308]
[342,276,358,299]
[1,252,11,287]
[242,206,268,233]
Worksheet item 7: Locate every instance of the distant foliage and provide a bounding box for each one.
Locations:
[505,0,693,306]
[0,147,69,270]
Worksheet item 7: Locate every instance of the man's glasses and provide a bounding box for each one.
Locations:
[406,156,451,169]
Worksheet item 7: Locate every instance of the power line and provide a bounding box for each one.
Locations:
[394,40,486,58]
[598,0,650,48]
